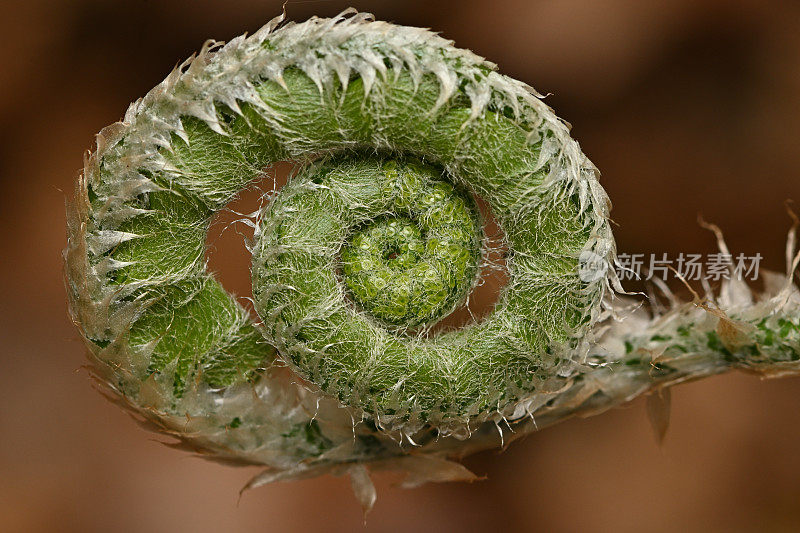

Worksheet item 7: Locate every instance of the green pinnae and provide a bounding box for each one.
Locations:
[339,161,480,328]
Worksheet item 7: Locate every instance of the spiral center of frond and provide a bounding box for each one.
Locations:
[339,161,480,328]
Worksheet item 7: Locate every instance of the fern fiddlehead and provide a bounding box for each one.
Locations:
[65,10,800,506]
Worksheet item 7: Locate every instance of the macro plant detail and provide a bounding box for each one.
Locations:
[64,10,800,508]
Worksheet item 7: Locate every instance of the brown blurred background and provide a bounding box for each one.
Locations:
[2,1,799,531]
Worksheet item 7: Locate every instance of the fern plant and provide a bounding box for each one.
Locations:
[65,10,800,510]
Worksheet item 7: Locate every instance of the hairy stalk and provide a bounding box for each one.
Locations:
[64,10,799,510]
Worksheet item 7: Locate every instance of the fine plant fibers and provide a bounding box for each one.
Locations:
[64,10,800,509]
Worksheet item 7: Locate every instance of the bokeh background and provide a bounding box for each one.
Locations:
[2,1,799,531]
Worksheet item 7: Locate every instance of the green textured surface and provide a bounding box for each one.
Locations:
[251,70,591,421]
[65,14,800,482]
[74,21,600,426]
[338,160,480,328]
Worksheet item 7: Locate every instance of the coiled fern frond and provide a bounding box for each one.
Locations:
[65,10,800,509]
